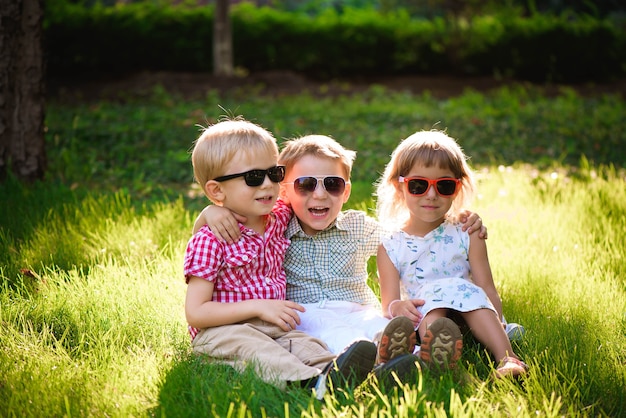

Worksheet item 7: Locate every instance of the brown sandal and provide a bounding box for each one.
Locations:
[495,356,528,378]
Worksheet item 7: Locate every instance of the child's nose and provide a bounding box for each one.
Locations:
[425,184,438,197]
[260,174,274,188]
[312,179,326,197]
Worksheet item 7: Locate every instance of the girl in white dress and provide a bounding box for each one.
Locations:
[375,130,528,378]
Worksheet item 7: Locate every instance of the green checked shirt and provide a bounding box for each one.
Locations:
[284,210,384,306]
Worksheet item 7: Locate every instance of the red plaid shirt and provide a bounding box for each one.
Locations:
[184,199,292,340]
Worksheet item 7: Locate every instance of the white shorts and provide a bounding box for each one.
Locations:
[296,300,390,354]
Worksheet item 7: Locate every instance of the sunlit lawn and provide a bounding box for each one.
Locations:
[1,85,624,416]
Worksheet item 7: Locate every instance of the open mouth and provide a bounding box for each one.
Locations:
[308,207,329,216]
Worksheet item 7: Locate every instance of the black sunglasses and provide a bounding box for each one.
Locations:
[213,166,285,187]
[283,176,348,196]
[398,176,460,196]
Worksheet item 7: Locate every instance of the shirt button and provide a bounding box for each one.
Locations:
[241,255,249,261]
[265,277,271,284]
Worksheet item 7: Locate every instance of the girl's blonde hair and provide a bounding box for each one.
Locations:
[278,134,356,179]
[375,130,476,228]
[191,118,279,194]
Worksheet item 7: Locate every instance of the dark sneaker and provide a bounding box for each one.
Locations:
[373,353,421,388]
[419,317,463,370]
[376,316,417,364]
[314,340,376,399]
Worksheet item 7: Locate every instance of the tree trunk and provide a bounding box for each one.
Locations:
[213,0,233,76]
[0,0,46,182]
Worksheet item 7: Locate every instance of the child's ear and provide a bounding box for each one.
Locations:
[342,181,352,204]
[205,180,225,204]
[279,184,290,203]
[394,180,404,194]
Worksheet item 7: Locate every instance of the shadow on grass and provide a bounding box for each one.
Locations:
[153,352,316,417]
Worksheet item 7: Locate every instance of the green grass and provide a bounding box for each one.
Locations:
[1,84,625,416]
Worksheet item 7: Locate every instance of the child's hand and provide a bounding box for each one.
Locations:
[195,205,246,243]
[459,209,488,239]
[390,299,424,327]
[257,300,305,332]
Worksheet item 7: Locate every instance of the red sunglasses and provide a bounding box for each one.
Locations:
[398,176,460,196]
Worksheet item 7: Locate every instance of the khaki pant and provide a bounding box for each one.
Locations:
[192,318,335,385]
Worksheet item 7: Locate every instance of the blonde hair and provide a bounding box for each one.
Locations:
[191,118,279,195]
[375,130,475,227]
[278,135,356,179]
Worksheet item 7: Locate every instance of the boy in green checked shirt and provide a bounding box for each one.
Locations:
[195,134,487,382]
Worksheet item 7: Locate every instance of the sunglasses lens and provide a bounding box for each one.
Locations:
[243,170,266,187]
[323,177,346,196]
[268,166,285,182]
[436,179,458,196]
[294,177,318,194]
[241,166,285,186]
[407,179,429,195]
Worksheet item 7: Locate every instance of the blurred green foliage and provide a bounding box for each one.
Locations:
[44,85,626,206]
[45,1,626,82]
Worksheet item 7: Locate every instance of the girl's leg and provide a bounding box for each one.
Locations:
[460,308,515,360]
[461,308,528,377]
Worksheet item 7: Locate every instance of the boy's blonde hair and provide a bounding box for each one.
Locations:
[376,130,475,227]
[278,135,356,179]
[191,118,279,195]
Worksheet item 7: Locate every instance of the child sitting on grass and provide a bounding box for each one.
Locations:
[184,118,377,398]
[375,130,529,377]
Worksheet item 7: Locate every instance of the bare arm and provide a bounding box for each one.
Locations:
[192,205,246,243]
[467,233,503,320]
[185,276,305,332]
[377,244,424,326]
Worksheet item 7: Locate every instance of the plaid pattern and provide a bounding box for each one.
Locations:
[284,210,384,306]
[184,200,292,340]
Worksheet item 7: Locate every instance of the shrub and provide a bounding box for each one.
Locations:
[44,1,626,82]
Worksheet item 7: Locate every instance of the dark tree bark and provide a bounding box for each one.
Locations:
[213,0,233,76]
[0,0,46,182]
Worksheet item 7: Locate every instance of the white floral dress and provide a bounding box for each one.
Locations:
[381,221,496,327]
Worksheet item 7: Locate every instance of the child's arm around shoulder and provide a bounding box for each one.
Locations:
[467,232,503,319]
[457,209,488,239]
[185,276,305,332]
[192,200,291,243]
[192,204,247,243]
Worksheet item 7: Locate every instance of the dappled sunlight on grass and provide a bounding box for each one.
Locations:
[2,86,625,416]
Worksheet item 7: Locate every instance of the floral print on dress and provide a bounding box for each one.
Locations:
[381,221,497,326]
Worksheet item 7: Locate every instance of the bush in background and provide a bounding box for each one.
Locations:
[44,1,626,83]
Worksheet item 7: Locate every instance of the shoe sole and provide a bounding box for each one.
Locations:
[419,317,463,370]
[377,316,417,364]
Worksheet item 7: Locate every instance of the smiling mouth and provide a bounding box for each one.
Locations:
[308,207,329,216]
